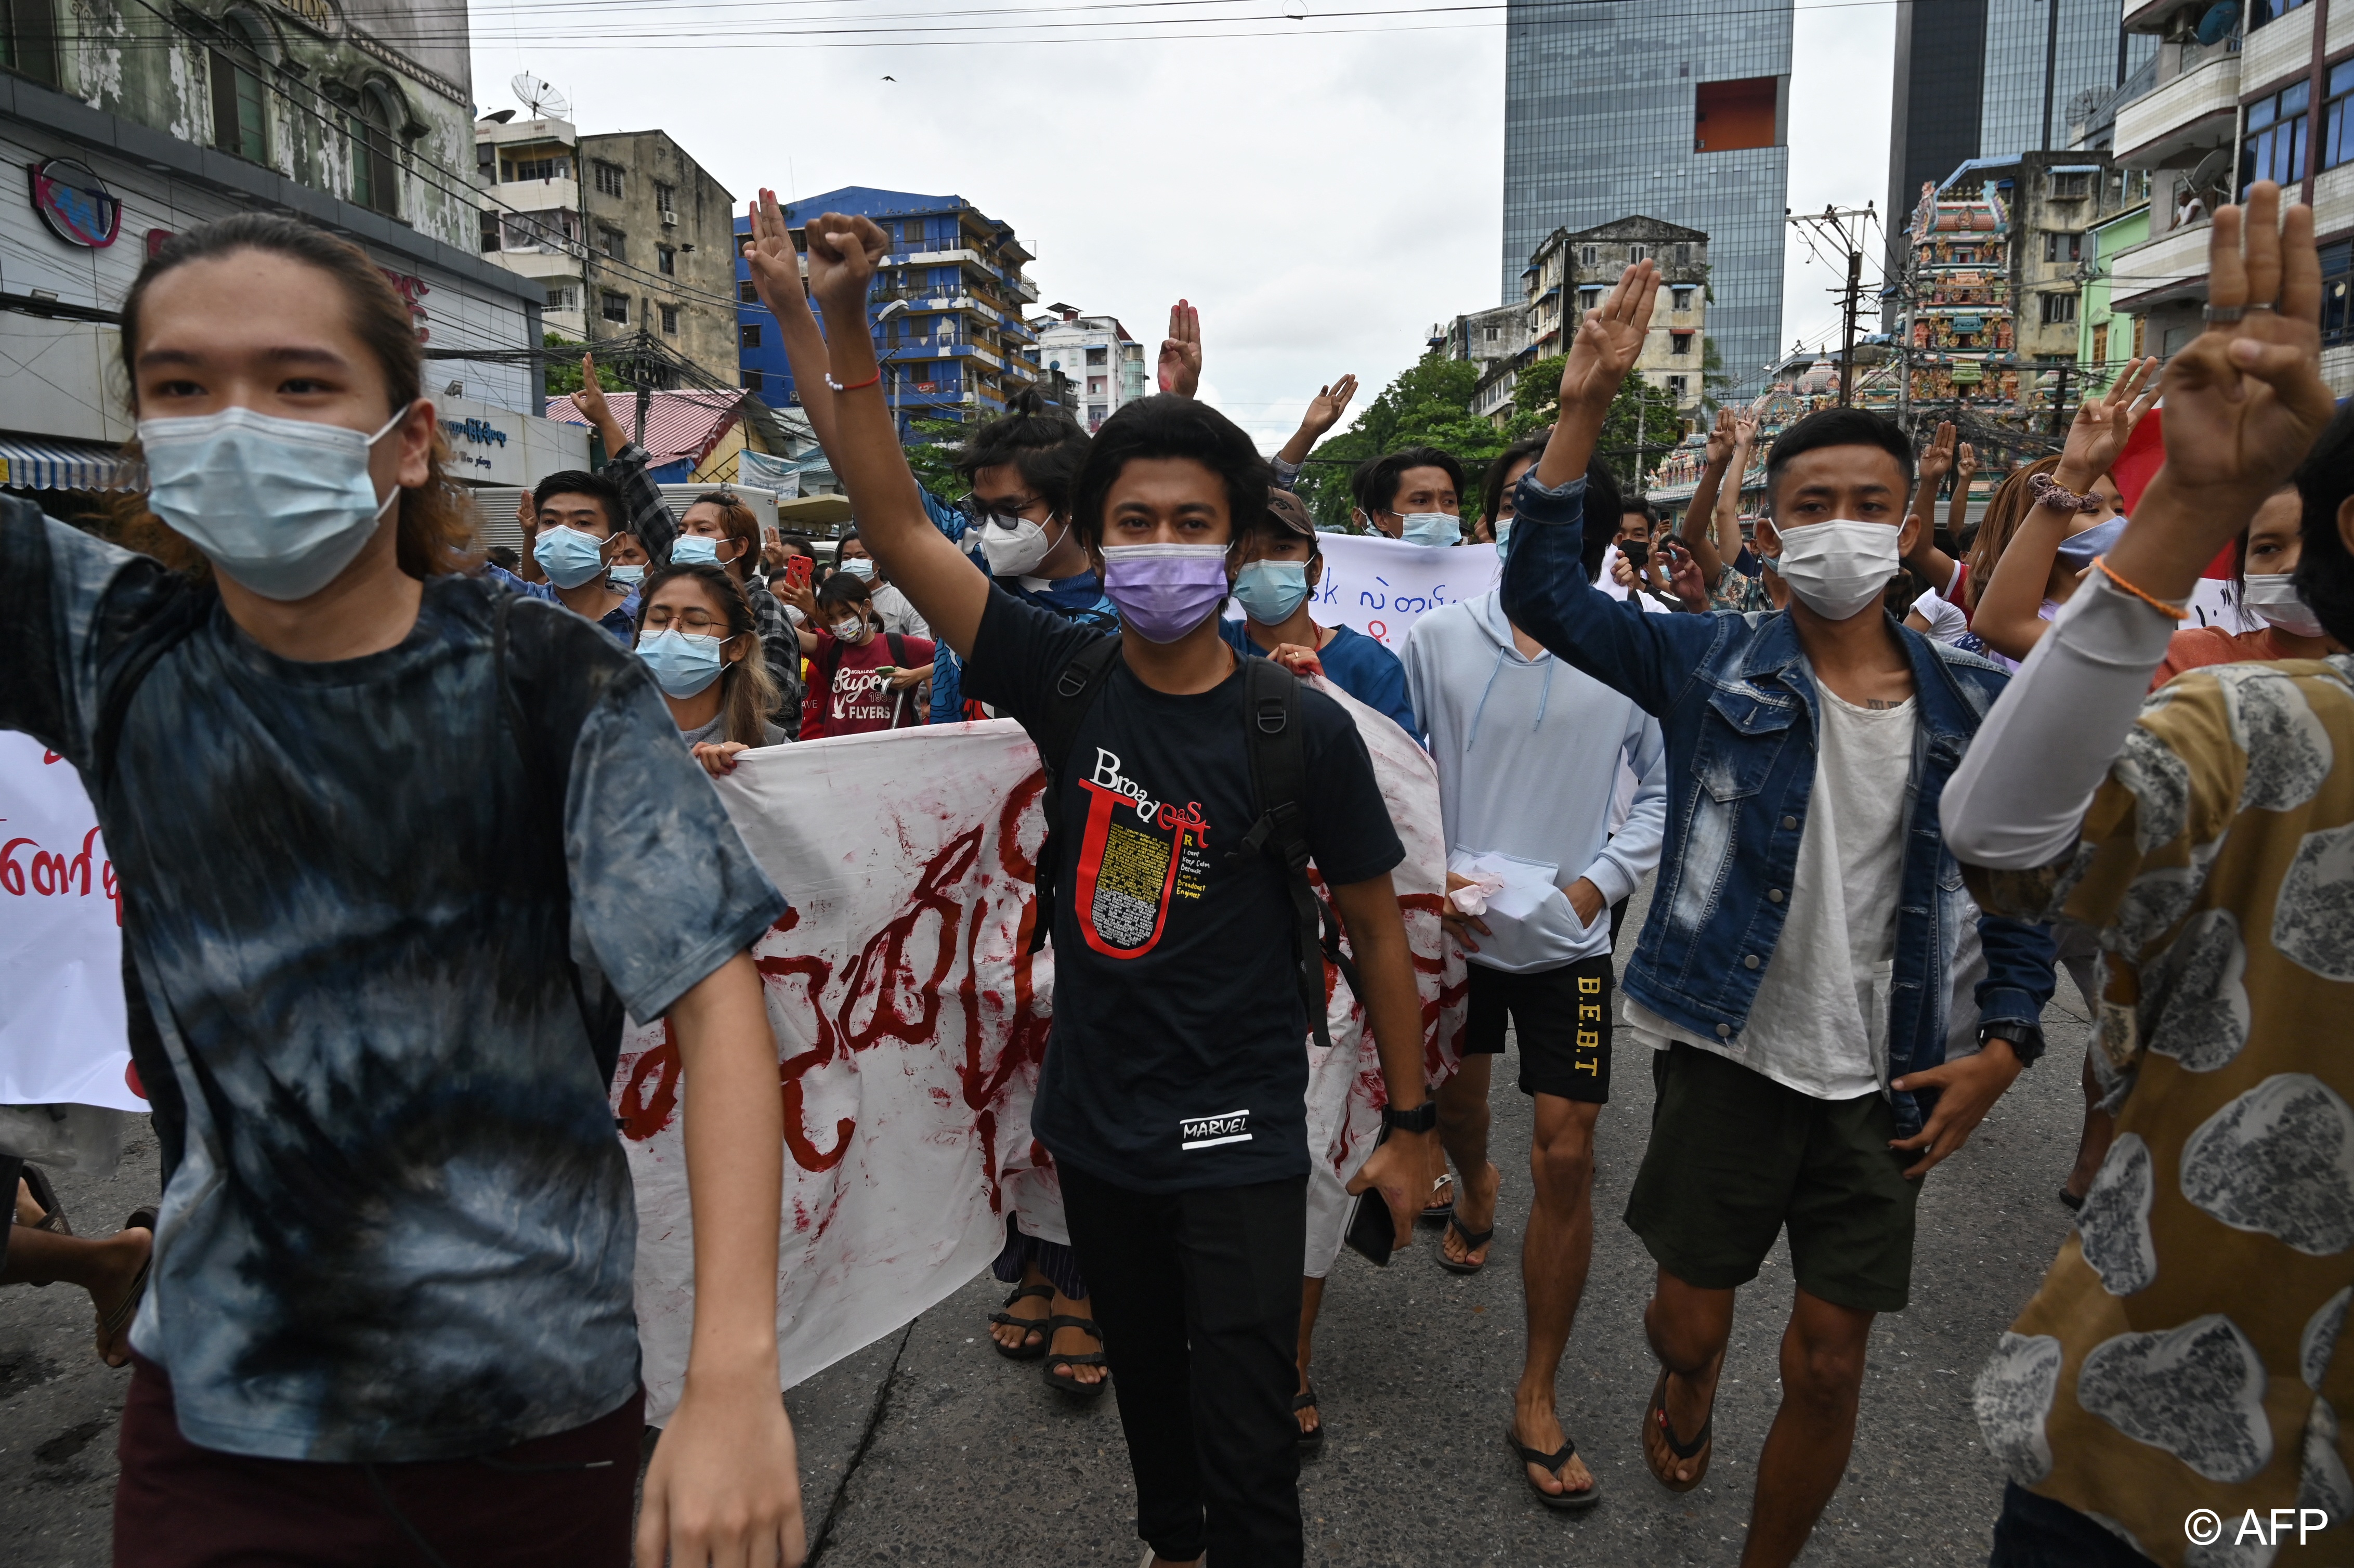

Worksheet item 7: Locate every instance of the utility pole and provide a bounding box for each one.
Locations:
[1787,204,1880,411]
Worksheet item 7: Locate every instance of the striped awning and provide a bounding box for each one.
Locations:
[0,436,139,492]
[544,390,747,469]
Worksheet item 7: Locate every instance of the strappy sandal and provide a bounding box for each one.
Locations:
[1641,1366,1712,1493]
[1419,1172,1456,1226]
[1505,1424,1601,1512]
[986,1283,1053,1361]
[19,1163,70,1235]
[1040,1314,1108,1401]
[1436,1214,1494,1275]
[96,1207,156,1369]
[1294,1379,1325,1454]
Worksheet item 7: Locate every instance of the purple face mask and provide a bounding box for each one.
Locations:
[1100,543,1231,643]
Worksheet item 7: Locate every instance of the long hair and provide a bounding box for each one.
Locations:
[112,213,475,581]
[634,563,779,747]
[1963,454,2062,611]
[684,489,763,582]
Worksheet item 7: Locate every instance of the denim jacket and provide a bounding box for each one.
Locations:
[1498,471,2053,1138]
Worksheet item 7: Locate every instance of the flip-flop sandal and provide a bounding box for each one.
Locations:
[1505,1425,1601,1512]
[1642,1366,1713,1493]
[1436,1214,1494,1275]
[985,1283,1053,1361]
[2057,1186,2086,1212]
[1294,1380,1326,1454]
[95,1208,156,1368]
[1419,1174,1456,1226]
[1040,1314,1109,1401]
[19,1162,70,1235]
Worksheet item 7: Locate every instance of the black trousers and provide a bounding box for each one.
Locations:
[1060,1163,1307,1567]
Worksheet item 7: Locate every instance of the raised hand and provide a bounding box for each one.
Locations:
[573,351,612,429]
[1302,374,1357,440]
[742,189,808,318]
[1555,262,1659,413]
[1703,407,1737,467]
[1954,440,1978,484]
[2154,182,2335,500]
[1732,411,1760,450]
[1916,421,1956,491]
[804,212,890,318]
[1159,300,1202,397]
[2056,354,2160,487]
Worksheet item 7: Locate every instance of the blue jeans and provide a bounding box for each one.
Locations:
[1990,1482,2160,1567]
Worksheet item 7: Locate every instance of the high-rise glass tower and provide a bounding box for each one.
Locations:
[1500,0,1793,392]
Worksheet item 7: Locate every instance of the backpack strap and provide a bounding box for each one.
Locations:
[884,631,910,668]
[1231,657,1360,1052]
[1026,634,1123,953]
[493,593,626,1081]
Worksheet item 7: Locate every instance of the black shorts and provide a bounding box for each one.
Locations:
[1461,953,1612,1103]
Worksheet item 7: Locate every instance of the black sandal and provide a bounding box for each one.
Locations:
[1506,1425,1601,1512]
[1419,1173,1456,1227]
[1642,1366,1713,1493]
[1436,1214,1494,1275]
[1040,1314,1109,1400]
[986,1283,1052,1361]
[1294,1380,1326,1454]
[19,1162,70,1235]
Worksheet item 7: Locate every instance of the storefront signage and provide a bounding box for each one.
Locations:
[29,159,122,249]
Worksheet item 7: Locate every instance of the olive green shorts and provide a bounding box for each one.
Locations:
[1623,1042,1922,1314]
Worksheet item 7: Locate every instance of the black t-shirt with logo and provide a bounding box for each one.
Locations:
[963,586,1405,1194]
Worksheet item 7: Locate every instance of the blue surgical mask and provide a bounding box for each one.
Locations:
[636,626,727,698]
[2055,514,2128,569]
[1493,517,1514,557]
[672,534,728,567]
[138,402,409,601]
[1399,512,1462,548]
[608,563,645,587]
[533,524,610,589]
[1231,559,1312,623]
[838,556,875,580]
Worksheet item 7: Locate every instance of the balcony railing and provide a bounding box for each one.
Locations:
[2115,47,2242,164]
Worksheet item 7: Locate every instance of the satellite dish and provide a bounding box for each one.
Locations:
[2188,146,2232,199]
[2195,2,2240,46]
[511,72,569,121]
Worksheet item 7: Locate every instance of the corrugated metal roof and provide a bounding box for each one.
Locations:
[544,389,748,468]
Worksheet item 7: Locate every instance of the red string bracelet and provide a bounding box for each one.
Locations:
[825,370,881,393]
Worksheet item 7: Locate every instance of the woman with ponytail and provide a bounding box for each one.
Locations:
[634,561,789,775]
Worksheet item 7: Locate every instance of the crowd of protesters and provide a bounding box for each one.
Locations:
[2,180,2351,1568]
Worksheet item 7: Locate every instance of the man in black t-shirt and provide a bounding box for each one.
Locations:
[802,210,1433,1568]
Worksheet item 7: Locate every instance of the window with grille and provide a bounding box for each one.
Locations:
[742,369,763,394]
[1667,375,1689,398]
[2051,171,2090,197]
[655,181,676,216]
[504,154,567,182]
[1671,332,1693,355]
[660,304,678,334]
[600,292,628,324]
[599,227,625,262]
[739,280,756,302]
[1672,286,1695,310]
[545,283,579,311]
[741,324,762,348]
[593,161,623,198]
[2043,232,2083,263]
[480,211,502,254]
[2040,293,2078,325]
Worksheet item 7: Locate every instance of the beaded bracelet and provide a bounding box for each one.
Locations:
[2095,557,2189,620]
[2028,473,2102,514]
[825,369,882,393]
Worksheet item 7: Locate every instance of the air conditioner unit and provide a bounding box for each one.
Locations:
[660,210,678,227]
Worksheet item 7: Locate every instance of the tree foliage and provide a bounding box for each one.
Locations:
[1503,356,1686,491]
[541,333,618,398]
[904,415,970,502]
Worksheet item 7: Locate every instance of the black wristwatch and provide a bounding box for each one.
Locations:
[1382,1101,1438,1134]
[1981,1024,2045,1067]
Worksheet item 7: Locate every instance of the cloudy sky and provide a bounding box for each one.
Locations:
[466,0,1897,450]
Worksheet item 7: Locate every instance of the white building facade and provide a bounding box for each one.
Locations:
[1030,306,1146,432]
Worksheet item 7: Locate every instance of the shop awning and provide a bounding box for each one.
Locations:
[546,389,747,470]
[0,436,138,491]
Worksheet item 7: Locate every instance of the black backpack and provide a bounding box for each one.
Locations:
[1024,637,1362,1051]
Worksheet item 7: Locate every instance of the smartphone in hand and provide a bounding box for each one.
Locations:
[784,555,813,591]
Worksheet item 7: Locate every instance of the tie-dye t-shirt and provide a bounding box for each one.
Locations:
[1964,657,2354,1566]
[0,502,786,1462]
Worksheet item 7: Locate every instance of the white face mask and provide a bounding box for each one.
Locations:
[831,617,866,642]
[1764,519,1901,621]
[2244,571,2329,639]
[139,403,408,601]
[978,514,1063,577]
[838,556,874,580]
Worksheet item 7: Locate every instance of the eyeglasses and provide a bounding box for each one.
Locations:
[643,607,727,632]
[961,493,1046,525]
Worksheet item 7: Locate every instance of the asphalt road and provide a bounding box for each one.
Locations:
[0,876,2093,1566]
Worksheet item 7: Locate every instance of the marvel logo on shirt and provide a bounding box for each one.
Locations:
[961,587,1404,1193]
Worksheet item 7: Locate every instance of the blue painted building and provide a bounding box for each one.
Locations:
[735,186,1042,434]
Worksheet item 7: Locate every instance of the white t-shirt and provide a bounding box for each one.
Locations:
[869,582,931,639]
[1627,686,1917,1100]
[1598,544,1672,614]
[1910,587,1971,645]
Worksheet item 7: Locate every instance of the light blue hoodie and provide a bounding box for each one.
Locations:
[1400,590,1667,974]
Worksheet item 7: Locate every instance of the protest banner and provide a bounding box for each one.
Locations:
[1296,535,1500,650]
[612,689,1461,1423]
[0,732,140,1112]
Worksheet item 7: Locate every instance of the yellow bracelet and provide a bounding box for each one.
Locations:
[2094,557,2190,620]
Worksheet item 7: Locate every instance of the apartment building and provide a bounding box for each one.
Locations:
[1523,217,1711,414]
[1428,304,1532,425]
[474,117,739,387]
[735,188,1042,433]
[1032,306,1145,432]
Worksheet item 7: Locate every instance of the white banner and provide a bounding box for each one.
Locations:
[612,691,1462,1423]
[0,733,141,1110]
[1299,536,1501,651]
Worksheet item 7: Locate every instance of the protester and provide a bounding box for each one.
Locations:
[675,489,803,729]
[498,473,642,639]
[1352,446,1465,543]
[3,213,803,1567]
[486,543,521,573]
[1497,259,2054,1568]
[1270,376,1359,496]
[1897,423,1985,650]
[635,560,789,777]
[1401,464,1668,1510]
[2149,484,2348,683]
[607,528,651,590]
[791,573,935,738]
[1971,361,2159,668]
[1,1164,152,1369]
[836,531,932,639]
[1941,184,2354,1568]
[1680,409,1773,613]
[1226,488,1418,735]
[799,206,1433,1567]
